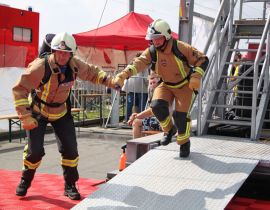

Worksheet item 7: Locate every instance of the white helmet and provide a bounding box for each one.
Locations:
[145,19,172,41]
[51,32,77,53]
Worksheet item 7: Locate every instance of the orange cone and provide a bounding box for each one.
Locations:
[119,145,127,171]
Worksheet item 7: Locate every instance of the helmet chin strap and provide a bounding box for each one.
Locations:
[155,39,168,51]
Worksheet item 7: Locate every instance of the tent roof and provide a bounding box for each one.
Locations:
[73,12,177,51]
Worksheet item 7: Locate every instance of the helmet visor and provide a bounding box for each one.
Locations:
[145,33,164,41]
[52,41,73,52]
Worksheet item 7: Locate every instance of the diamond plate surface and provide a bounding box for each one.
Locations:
[72,146,258,210]
[162,135,270,161]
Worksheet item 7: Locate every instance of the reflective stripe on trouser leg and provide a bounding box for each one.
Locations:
[151,99,172,132]
[52,112,79,184]
[159,116,173,133]
[61,156,79,167]
[173,111,190,145]
[61,156,79,184]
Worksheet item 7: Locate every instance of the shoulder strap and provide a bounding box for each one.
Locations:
[172,39,192,68]
[149,40,192,72]
[39,54,52,87]
[149,45,157,71]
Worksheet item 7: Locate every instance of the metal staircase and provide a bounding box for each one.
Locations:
[197,0,270,140]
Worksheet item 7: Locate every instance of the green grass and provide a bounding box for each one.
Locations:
[72,106,125,122]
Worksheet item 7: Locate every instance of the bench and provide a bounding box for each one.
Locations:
[0,114,24,142]
[0,109,84,142]
[71,108,85,132]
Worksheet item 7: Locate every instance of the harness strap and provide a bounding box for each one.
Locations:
[163,67,193,87]
[31,90,65,108]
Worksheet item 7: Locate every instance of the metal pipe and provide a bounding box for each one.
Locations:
[129,0,134,12]
[105,91,118,128]
[239,0,243,20]
[255,12,270,95]
[251,12,270,140]
[203,0,226,54]
[228,0,234,44]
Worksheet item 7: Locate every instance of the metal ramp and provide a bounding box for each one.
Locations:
[197,0,270,140]
[72,135,270,210]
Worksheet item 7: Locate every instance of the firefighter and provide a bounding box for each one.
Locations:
[114,19,209,158]
[13,32,118,200]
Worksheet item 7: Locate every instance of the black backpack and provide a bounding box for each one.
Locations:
[149,39,193,81]
[39,33,55,58]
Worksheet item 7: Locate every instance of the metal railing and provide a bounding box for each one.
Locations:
[251,12,270,139]
[197,0,235,135]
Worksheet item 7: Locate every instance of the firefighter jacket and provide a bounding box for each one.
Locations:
[123,38,208,88]
[13,54,113,121]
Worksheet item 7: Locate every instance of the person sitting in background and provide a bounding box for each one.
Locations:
[128,72,161,138]
[122,53,149,123]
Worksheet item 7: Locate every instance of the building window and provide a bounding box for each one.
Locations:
[13,27,32,42]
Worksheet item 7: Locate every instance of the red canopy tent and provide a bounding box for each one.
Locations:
[73,12,153,51]
[73,12,177,71]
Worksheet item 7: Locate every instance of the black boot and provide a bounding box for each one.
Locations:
[180,141,190,158]
[160,126,177,146]
[16,178,31,196]
[64,183,81,200]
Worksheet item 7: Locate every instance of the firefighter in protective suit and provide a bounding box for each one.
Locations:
[114,19,208,158]
[13,32,118,200]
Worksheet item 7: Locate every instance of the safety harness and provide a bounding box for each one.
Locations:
[149,39,194,87]
[31,54,77,110]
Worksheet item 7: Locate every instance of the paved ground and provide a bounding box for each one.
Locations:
[0,126,132,180]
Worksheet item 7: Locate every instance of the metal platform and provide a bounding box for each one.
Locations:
[72,135,270,210]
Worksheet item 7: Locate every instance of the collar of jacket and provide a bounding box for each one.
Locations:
[48,54,79,74]
[162,38,173,54]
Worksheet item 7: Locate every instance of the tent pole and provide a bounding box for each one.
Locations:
[129,0,134,12]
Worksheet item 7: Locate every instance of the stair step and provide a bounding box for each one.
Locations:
[229,49,266,52]
[211,104,252,109]
[225,61,263,65]
[207,119,251,126]
[220,75,254,79]
[234,20,265,36]
[233,35,262,39]
[234,19,266,25]
[236,117,270,122]
[213,89,253,94]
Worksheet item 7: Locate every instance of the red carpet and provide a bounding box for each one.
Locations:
[226,197,270,210]
[0,169,105,210]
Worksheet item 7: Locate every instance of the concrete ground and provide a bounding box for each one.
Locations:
[0,126,132,180]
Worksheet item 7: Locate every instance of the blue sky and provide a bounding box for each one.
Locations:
[0,0,265,46]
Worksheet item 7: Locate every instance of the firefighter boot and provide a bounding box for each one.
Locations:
[160,126,177,146]
[64,183,81,200]
[16,178,31,196]
[180,141,190,158]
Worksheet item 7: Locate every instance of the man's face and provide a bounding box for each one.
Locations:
[149,77,159,90]
[54,50,72,66]
[151,36,166,48]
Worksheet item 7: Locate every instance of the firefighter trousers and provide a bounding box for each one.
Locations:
[151,83,194,145]
[21,112,79,184]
